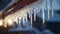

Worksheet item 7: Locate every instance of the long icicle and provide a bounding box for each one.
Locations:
[52,0,54,17]
[34,6,36,21]
[49,0,54,17]
[25,11,28,23]
[48,6,50,19]
[30,10,33,28]
[46,0,50,19]
[42,2,45,24]
[26,13,28,23]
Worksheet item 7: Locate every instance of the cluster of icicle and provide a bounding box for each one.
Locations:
[5,0,55,28]
[18,0,55,28]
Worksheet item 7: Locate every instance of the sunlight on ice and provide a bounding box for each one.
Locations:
[0,20,3,26]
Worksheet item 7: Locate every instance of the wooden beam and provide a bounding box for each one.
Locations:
[2,0,37,19]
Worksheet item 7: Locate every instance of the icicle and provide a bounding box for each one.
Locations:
[34,7,36,21]
[34,11,36,21]
[30,10,33,28]
[31,15,32,28]
[42,3,45,24]
[33,6,39,21]
[49,0,54,17]
[26,14,28,23]
[42,8,45,24]
[27,8,30,18]
[47,6,50,19]
[23,17,25,27]
[46,0,50,19]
